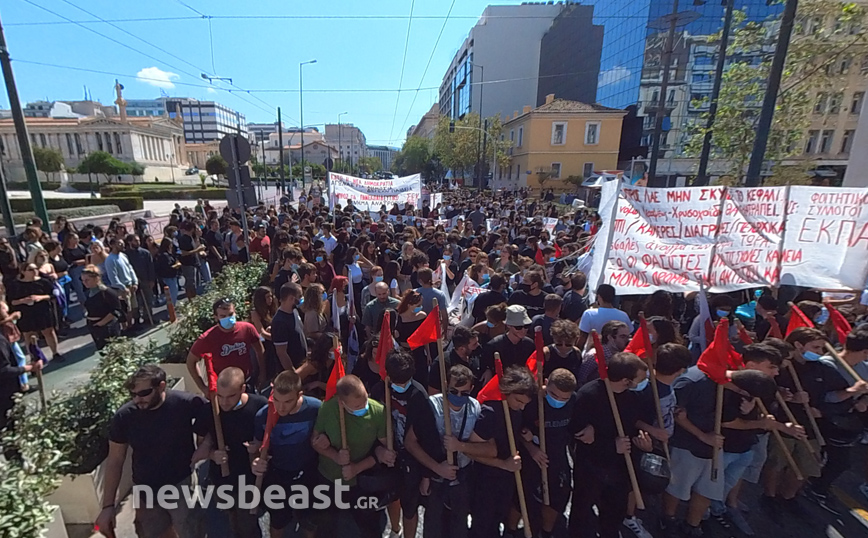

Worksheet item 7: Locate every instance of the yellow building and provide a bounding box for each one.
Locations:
[496,94,625,192]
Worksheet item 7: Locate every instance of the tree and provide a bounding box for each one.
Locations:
[205,155,228,177]
[127,161,146,178]
[684,0,867,184]
[32,146,64,182]
[431,113,512,184]
[357,156,382,175]
[393,136,431,175]
[76,151,130,183]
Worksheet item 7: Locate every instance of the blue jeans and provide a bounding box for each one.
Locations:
[197,261,212,294]
[710,450,757,514]
[164,277,180,305]
[67,265,86,321]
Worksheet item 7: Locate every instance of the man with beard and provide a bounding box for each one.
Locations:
[577,320,631,386]
[97,364,210,538]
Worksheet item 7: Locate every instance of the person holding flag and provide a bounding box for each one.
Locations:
[250,369,320,538]
[427,325,481,396]
[543,320,582,381]
[200,367,267,538]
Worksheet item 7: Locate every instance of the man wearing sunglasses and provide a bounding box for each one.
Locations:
[481,305,536,382]
[98,364,210,538]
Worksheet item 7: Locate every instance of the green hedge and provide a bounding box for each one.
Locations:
[104,188,226,201]
[6,181,61,191]
[13,205,120,225]
[10,196,143,212]
[100,183,207,195]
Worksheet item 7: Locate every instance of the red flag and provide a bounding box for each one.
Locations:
[697,289,715,347]
[765,313,783,340]
[737,323,753,346]
[477,357,505,404]
[407,305,440,349]
[375,310,391,380]
[325,345,345,401]
[624,318,653,359]
[526,326,545,378]
[260,394,280,455]
[697,319,742,384]
[591,331,608,381]
[786,304,814,336]
[826,303,852,346]
[202,353,218,394]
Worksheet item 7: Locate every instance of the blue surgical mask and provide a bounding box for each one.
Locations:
[316,256,324,263]
[354,254,360,261]
[219,314,237,330]
[486,321,495,328]
[348,402,370,417]
[374,276,384,283]
[322,292,328,302]
[385,249,391,255]
[391,382,409,394]
[549,256,556,263]
[291,263,299,271]
[631,378,650,392]
[716,309,730,318]
[443,255,452,261]
[815,307,829,325]
[482,274,490,283]
[447,393,469,407]
[413,306,423,313]
[545,393,567,409]
[803,350,823,362]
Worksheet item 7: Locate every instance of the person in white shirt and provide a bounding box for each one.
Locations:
[577,284,632,349]
[320,223,337,256]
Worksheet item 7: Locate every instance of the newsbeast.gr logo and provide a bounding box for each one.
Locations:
[132,476,379,510]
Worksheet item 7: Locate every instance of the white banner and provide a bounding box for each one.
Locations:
[544,217,558,235]
[431,192,443,208]
[329,172,422,212]
[590,182,868,293]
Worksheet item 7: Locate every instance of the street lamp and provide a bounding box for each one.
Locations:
[200,73,233,85]
[338,112,348,173]
[299,59,317,189]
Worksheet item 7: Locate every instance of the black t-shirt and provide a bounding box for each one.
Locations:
[108,391,209,488]
[84,286,122,320]
[482,334,535,374]
[370,379,428,452]
[270,308,307,369]
[773,359,850,439]
[670,366,719,459]
[522,392,575,472]
[543,346,582,381]
[177,234,200,267]
[428,349,483,395]
[199,394,268,483]
[571,379,643,472]
[155,252,179,280]
[471,290,507,324]
[474,402,524,475]
[272,268,294,295]
[62,245,88,265]
[508,290,547,319]
[204,229,226,258]
[721,390,762,454]
[561,290,588,323]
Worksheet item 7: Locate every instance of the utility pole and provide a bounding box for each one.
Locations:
[472,63,485,189]
[647,0,680,187]
[259,129,267,197]
[300,60,316,189]
[746,0,798,186]
[0,12,49,232]
[277,108,285,193]
[695,0,735,185]
[0,162,17,237]
[481,118,489,190]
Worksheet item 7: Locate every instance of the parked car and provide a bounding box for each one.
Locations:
[185,167,199,175]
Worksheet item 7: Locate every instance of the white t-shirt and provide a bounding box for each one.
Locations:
[578,306,632,335]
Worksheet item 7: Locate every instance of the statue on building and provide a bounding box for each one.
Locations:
[114,80,127,122]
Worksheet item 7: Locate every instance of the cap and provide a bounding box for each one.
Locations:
[505,305,532,327]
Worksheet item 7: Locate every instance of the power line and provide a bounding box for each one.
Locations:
[173,0,207,18]
[388,0,416,143]
[399,0,457,139]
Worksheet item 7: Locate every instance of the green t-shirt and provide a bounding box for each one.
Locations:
[314,397,386,485]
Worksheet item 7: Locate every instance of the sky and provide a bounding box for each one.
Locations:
[0,0,525,149]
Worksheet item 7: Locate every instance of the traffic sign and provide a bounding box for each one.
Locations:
[219,134,251,164]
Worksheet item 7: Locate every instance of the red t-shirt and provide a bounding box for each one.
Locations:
[189,321,261,376]
[251,235,271,262]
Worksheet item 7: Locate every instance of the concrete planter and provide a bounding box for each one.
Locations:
[161,362,203,396]
[45,506,69,538]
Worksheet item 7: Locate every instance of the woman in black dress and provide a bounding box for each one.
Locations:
[81,264,122,350]
[154,238,181,306]
[394,289,430,387]
[7,262,62,361]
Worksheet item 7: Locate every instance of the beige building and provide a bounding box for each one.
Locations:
[185,141,220,170]
[407,103,440,140]
[496,94,625,192]
[263,140,338,167]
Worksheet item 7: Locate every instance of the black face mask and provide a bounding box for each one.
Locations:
[520,283,532,293]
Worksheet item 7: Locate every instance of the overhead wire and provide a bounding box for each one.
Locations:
[388,0,416,143]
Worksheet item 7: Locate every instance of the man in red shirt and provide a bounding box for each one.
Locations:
[186,297,267,394]
[250,224,271,262]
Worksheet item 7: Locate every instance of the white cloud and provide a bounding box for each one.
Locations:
[598,66,631,88]
[136,67,180,89]
[206,87,217,94]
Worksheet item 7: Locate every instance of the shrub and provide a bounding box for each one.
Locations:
[5,181,61,191]
[167,257,267,360]
[104,189,226,201]
[9,197,143,212]
[0,446,64,538]
[13,205,120,225]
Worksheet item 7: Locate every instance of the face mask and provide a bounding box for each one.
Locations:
[322,292,328,302]
[482,274,490,284]
[486,321,495,328]
[374,276,384,283]
[631,378,650,392]
[716,310,730,318]
[447,393,469,408]
[354,254,360,261]
[385,249,391,255]
[316,256,324,263]
[549,256,556,263]
[443,255,451,261]
[391,383,409,394]
[414,306,423,313]
[815,307,829,325]
[803,350,822,362]
[545,393,567,409]
[348,402,370,417]
[219,314,237,330]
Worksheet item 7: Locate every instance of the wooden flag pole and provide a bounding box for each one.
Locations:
[785,361,825,446]
[824,342,864,384]
[211,397,230,477]
[433,298,453,464]
[35,366,47,413]
[534,326,550,506]
[755,397,804,481]
[333,334,348,450]
[385,377,394,451]
[712,384,724,481]
[774,392,820,462]
[496,352,533,538]
[639,313,670,461]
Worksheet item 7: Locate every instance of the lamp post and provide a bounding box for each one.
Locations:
[470,62,485,189]
[338,112,347,172]
[299,59,317,189]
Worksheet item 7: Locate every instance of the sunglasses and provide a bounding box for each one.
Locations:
[130,387,155,398]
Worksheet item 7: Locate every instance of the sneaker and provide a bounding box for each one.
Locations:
[711,511,732,530]
[736,499,751,513]
[388,530,402,538]
[760,495,781,523]
[859,482,868,502]
[623,516,653,538]
[726,507,755,536]
[860,431,868,445]
[659,517,680,538]
[53,353,65,362]
[803,489,840,516]
[680,522,704,537]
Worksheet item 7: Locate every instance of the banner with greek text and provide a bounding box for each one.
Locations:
[328,172,422,212]
[590,182,868,293]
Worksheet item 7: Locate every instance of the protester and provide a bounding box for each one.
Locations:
[81,264,123,350]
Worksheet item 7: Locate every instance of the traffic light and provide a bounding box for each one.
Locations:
[449,121,455,133]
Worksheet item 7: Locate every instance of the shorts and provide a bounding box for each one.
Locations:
[400,458,425,516]
[181,265,199,288]
[664,447,725,502]
[263,467,317,531]
[742,433,769,484]
[531,466,572,512]
[134,474,204,538]
[766,436,822,478]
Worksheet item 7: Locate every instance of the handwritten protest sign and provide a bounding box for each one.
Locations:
[589,181,868,293]
[329,172,421,212]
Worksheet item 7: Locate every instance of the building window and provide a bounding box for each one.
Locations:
[585,122,600,145]
[96,132,104,151]
[517,127,523,147]
[814,93,828,114]
[114,133,123,154]
[819,130,834,153]
[805,130,819,153]
[839,56,852,75]
[65,133,74,155]
[550,163,561,179]
[39,133,47,148]
[551,122,567,145]
[841,130,855,153]
[829,92,842,114]
[583,162,594,178]
[105,133,113,154]
[74,133,83,154]
[851,92,864,114]
[510,129,514,142]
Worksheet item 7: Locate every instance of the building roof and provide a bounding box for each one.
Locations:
[505,98,625,125]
